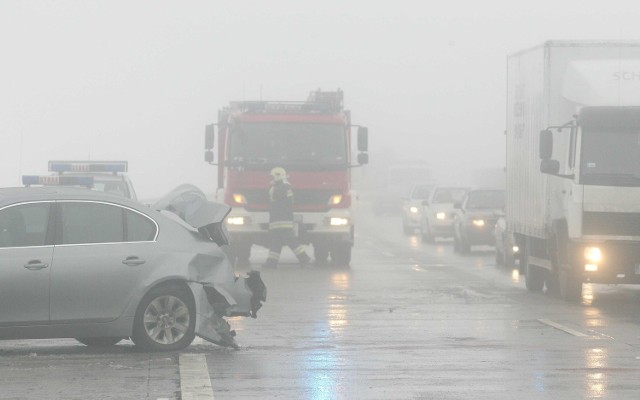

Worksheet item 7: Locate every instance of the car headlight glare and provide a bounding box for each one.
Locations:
[436,212,446,220]
[584,247,602,263]
[512,245,519,253]
[409,206,419,213]
[329,217,349,226]
[472,219,485,227]
[227,216,246,225]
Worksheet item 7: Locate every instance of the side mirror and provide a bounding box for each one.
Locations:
[539,129,553,160]
[357,153,369,165]
[357,127,368,152]
[205,150,214,163]
[540,159,560,175]
[205,124,215,150]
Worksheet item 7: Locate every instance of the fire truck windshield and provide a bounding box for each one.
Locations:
[229,123,347,166]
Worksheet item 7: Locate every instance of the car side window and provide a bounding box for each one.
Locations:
[60,202,124,245]
[125,209,157,242]
[0,203,50,248]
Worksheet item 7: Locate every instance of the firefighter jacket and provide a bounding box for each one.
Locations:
[268,180,294,227]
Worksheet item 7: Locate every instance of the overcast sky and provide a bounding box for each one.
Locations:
[2,0,639,198]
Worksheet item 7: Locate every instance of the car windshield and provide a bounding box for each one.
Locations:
[411,185,432,199]
[581,128,640,186]
[466,190,505,209]
[432,188,468,204]
[229,122,347,165]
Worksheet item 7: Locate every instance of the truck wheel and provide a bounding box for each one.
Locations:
[559,269,582,301]
[226,241,251,268]
[330,243,352,267]
[313,244,329,265]
[524,245,544,292]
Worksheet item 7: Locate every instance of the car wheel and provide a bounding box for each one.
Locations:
[132,284,196,352]
[76,337,123,347]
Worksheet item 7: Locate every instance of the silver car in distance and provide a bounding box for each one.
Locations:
[0,184,266,351]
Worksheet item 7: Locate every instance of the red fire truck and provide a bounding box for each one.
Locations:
[204,89,369,267]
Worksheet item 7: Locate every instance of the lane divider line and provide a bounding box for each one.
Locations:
[538,318,588,337]
[179,353,215,400]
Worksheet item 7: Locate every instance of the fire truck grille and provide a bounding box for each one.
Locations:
[583,212,640,236]
[242,189,335,210]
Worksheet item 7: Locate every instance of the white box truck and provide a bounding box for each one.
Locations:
[506,41,640,300]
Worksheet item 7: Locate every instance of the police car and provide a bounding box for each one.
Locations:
[22,161,137,201]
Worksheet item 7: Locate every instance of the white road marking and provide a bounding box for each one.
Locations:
[538,319,588,337]
[179,353,215,400]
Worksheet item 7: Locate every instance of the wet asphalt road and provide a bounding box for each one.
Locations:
[2,205,640,399]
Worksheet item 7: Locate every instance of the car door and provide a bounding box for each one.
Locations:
[0,202,53,325]
[50,201,159,323]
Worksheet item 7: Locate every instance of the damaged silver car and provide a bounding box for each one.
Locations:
[0,184,266,351]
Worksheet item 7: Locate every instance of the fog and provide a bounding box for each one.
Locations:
[1,0,638,199]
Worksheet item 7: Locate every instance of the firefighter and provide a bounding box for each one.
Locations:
[262,167,311,268]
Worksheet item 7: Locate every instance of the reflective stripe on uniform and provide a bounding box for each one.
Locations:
[269,221,295,229]
[267,251,280,260]
[293,246,306,255]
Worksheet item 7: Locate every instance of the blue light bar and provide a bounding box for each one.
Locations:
[22,175,94,187]
[48,161,128,173]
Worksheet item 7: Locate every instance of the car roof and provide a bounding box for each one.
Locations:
[0,186,142,209]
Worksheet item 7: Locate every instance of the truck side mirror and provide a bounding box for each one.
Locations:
[205,150,214,163]
[539,129,553,160]
[357,153,369,165]
[205,124,215,150]
[540,159,560,175]
[357,127,368,152]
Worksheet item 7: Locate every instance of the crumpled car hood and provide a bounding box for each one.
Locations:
[151,183,230,229]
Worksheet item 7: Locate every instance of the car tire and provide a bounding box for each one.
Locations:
[523,244,544,292]
[132,284,196,352]
[76,337,123,347]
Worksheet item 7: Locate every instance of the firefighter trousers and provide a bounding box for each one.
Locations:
[263,225,310,268]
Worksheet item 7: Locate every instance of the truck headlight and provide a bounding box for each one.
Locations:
[436,212,446,220]
[584,247,602,263]
[227,216,247,225]
[329,217,349,226]
[472,219,485,227]
[328,195,343,206]
[232,193,247,205]
[409,206,419,214]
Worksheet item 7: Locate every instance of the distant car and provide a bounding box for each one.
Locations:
[452,188,505,253]
[402,183,433,234]
[22,161,138,201]
[420,186,469,242]
[493,215,520,268]
[0,184,266,351]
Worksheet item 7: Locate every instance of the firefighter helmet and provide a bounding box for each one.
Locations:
[270,167,287,182]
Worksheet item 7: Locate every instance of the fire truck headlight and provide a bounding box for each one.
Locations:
[472,219,485,227]
[329,217,349,226]
[232,193,247,205]
[436,212,446,220]
[227,217,246,226]
[328,195,343,206]
[409,206,419,214]
[584,247,602,264]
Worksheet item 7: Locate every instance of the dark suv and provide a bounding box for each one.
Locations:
[452,189,505,254]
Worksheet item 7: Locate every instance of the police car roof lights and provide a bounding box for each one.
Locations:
[22,175,94,187]
[48,161,128,174]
